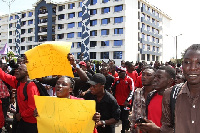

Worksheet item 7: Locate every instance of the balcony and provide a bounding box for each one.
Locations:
[140,48,161,56]
[141,7,162,21]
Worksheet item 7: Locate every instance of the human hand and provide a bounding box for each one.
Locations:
[92,112,101,123]
[123,101,130,107]
[33,108,38,117]
[16,113,21,121]
[136,119,160,133]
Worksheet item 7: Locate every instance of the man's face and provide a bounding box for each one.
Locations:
[55,77,72,98]
[153,70,170,91]
[14,64,27,80]
[90,83,104,95]
[182,50,200,85]
[101,68,108,76]
[118,71,126,79]
[142,68,155,86]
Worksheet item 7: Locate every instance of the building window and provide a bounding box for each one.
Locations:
[147,15,150,21]
[156,38,159,43]
[114,5,123,12]
[101,52,109,59]
[152,55,155,61]
[152,27,155,33]
[68,12,75,18]
[9,39,12,43]
[90,52,96,59]
[152,9,155,14]
[114,40,123,46]
[58,14,65,20]
[147,6,151,12]
[102,0,109,3]
[101,18,110,24]
[153,46,155,51]
[67,32,74,38]
[102,7,110,14]
[58,5,65,11]
[79,2,82,7]
[156,12,159,17]
[78,22,82,27]
[28,37,32,41]
[22,13,26,18]
[68,3,75,9]
[58,34,64,39]
[156,56,159,61]
[157,47,159,52]
[141,13,145,19]
[152,18,155,23]
[77,32,82,37]
[21,46,25,50]
[68,22,75,28]
[78,11,82,17]
[90,9,97,15]
[91,0,97,5]
[142,3,145,8]
[141,54,145,60]
[90,30,97,36]
[101,29,109,35]
[21,38,25,42]
[9,31,12,35]
[28,12,33,17]
[21,29,25,34]
[147,54,150,61]
[114,17,123,23]
[147,45,150,51]
[58,24,64,29]
[77,52,81,59]
[142,33,145,39]
[113,51,122,59]
[147,35,150,41]
[15,15,18,19]
[101,41,109,46]
[152,36,155,42]
[147,25,150,31]
[142,23,145,29]
[156,29,159,34]
[90,19,97,26]
[114,28,123,34]
[28,28,33,33]
[90,41,97,47]
[142,44,145,49]
[77,42,81,48]
[28,20,33,25]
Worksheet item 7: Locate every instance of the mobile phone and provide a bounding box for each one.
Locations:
[135,117,147,123]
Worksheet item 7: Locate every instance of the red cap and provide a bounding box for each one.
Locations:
[79,61,86,66]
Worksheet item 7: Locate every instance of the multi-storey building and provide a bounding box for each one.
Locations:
[0,0,171,65]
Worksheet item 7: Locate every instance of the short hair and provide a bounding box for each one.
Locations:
[183,44,200,58]
[158,66,176,80]
[143,65,156,71]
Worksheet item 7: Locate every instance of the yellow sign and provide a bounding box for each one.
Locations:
[34,96,96,133]
[25,41,74,79]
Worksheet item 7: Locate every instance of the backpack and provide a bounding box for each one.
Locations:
[17,80,49,101]
[170,83,184,127]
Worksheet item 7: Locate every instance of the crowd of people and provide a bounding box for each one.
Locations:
[0,44,199,133]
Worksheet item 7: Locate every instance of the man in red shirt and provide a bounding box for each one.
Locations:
[137,66,175,132]
[125,61,138,86]
[0,64,40,133]
[112,66,134,133]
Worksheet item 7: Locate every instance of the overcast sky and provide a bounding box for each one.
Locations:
[0,0,199,59]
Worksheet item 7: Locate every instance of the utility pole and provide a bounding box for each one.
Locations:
[175,34,182,65]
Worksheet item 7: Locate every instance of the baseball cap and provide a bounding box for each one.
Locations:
[116,66,127,73]
[79,61,86,67]
[87,73,106,85]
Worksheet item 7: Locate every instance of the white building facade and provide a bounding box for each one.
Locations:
[0,0,171,65]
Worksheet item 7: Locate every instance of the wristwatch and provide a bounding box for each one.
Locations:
[101,120,106,128]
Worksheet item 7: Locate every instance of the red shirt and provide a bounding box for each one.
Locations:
[108,72,118,78]
[0,100,4,128]
[135,75,143,88]
[0,79,10,98]
[126,71,138,85]
[0,68,40,123]
[148,93,163,127]
[113,76,134,105]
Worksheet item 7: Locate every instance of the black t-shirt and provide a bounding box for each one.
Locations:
[84,91,121,133]
[104,75,114,92]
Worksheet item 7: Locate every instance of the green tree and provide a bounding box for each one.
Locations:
[7,51,15,61]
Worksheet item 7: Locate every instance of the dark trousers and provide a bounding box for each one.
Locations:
[120,106,130,133]
[16,119,38,133]
[1,97,10,119]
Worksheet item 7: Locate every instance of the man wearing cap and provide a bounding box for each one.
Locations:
[112,66,134,133]
[84,73,121,133]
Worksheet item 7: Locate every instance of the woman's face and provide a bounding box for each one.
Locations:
[55,77,72,98]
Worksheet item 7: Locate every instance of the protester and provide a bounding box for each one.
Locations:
[84,73,121,133]
[131,66,156,133]
[0,64,40,133]
[112,66,134,133]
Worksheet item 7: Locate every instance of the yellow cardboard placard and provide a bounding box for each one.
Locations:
[25,41,73,79]
[34,96,96,133]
